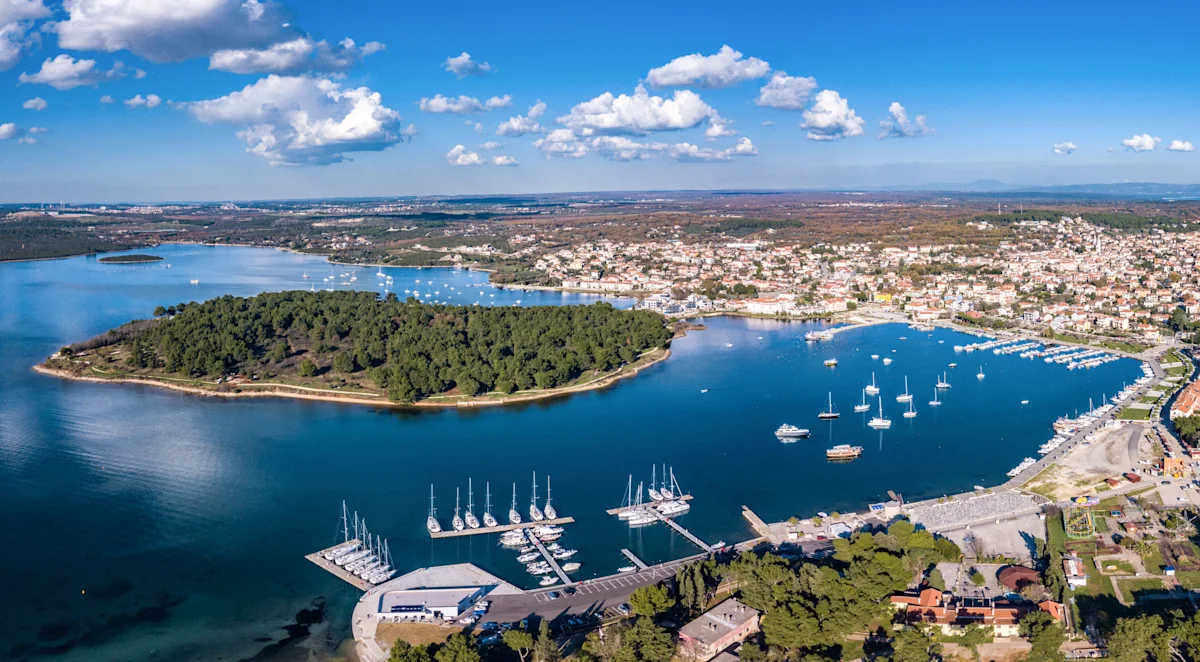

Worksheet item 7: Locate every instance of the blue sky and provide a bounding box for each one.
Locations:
[1,0,1198,202]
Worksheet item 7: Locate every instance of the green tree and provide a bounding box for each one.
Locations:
[333,351,357,374]
[389,641,433,662]
[533,620,560,662]
[434,633,480,662]
[1107,615,1165,662]
[297,358,317,377]
[614,618,674,662]
[888,626,942,662]
[503,629,534,662]
[1020,612,1065,662]
[628,584,675,618]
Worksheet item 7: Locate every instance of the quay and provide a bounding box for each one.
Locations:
[428,516,575,539]
[524,529,573,586]
[621,548,649,570]
[741,505,770,537]
[605,494,692,516]
[651,508,714,552]
[306,539,374,591]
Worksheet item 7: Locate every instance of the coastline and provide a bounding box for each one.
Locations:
[32,347,671,410]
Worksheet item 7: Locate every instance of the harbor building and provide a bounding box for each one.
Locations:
[374,586,487,622]
[677,598,761,661]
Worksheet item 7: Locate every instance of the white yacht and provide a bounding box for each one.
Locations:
[882,357,893,365]
[977,365,985,380]
[903,400,917,418]
[865,372,880,395]
[561,562,581,573]
[617,475,638,520]
[482,482,498,528]
[543,476,557,520]
[540,576,560,586]
[870,354,880,360]
[854,389,872,413]
[936,372,951,389]
[868,397,892,429]
[775,424,810,439]
[896,376,913,403]
[464,478,480,529]
[627,509,657,527]
[659,466,675,499]
[658,500,690,516]
[426,485,441,534]
[508,483,522,525]
[517,552,540,563]
[824,358,838,367]
[818,392,840,419]
[929,387,942,407]
[529,472,545,521]
[452,488,465,532]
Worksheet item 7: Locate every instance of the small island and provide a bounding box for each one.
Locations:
[97,254,164,264]
[37,290,673,407]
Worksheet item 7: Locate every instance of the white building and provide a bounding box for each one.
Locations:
[375,586,487,622]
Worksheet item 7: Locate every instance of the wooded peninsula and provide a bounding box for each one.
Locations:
[40,290,673,406]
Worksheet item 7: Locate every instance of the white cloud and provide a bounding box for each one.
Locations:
[445,144,483,166]
[1053,141,1077,155]
[479,141,501,150]
[533,128,589,159]
[99,94,114,104]
[534,129,755,163]
[22,96,46,110]
[1121,134,1161,152]
[18,54,125,90]
[54,0,292,63]
[1167,139,1195,153]
[754,72,817,110]
[557,85,717,136]
[419,94,510,114]
[179,74,404,166]
[27,125,44,133]
[666,137,757,162]
[704,115,736,140]
[877,101,934,139]
[17,135,35,144]
[496,100,546,137]
[125,93,161,108]
[210,36,384,74]
[399,123,417,140]
[443,52,492,78]
[0,0,50,71]
[646,45,769,88]
[134,67,146,78]
[801,90,864,141]
[491,155,517,166]
[0,122,16,139]
[761,120,774,127]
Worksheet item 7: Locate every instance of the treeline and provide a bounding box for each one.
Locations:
[970,209,1063,224]
[1176,416,1200,446]
[79,290,671,403]
[1080,212,1190,232]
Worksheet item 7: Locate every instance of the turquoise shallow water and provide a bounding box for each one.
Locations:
[0,245,1142,660]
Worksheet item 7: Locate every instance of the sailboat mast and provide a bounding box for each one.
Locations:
[531,471,538,506]
[341,500,350,542]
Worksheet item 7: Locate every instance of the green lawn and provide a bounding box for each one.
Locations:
[1120,408,1153,421]
[1140,394,1163,404]
[1099,559,1135,575]
[1176,571,1200,590]
[1144,546,1168,574]
[1119,577,1168,599]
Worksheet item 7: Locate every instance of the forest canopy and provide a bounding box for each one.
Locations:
[66,290,672,403]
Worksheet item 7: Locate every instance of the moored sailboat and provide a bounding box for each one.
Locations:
[529,472,545,521]
[483,482,498,527]
[509,483,522,525]
[868,397,892,429]
[465,478,480,529]
[854,389,872,413]
[426,486,441,534]
[865,372,880,395]
[818,392,840,419]
[544,476,557,520]
[896,376,912,403]
[452,488,465,532]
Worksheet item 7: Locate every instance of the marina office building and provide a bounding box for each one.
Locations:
[374,586,487,622]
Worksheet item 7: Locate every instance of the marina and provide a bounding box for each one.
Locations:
[428,517,577,538]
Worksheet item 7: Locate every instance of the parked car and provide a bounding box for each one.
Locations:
[616,603,631,615]
[547,591,561,601]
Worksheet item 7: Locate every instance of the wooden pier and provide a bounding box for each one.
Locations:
[305,540,373,591]
[621,548,649,570]
[428,516,575,539]
[652,509,714,552]
[524,529,573,586]
[605,494,692,516]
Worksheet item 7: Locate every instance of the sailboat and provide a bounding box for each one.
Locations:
[868,397,892,429]
[509,483,522,525]
[977,365,985,380]
[854,389,872,413]
[936,371,951,389]
[617,475,637,520]
[896,376,912,403]
[648,466,664,501]
[529,472,545,521]
[929,387,942,407]
[483,482,498,527]
[658,464,675,499]
[465,479,480,529]
[427,485,441,534]
[903,399,917,418]
[818,392,840,419]
[544,476,557,520]
[452,488,465,531]
[865,372,880,395]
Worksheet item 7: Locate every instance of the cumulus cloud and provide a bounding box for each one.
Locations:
[0,121,39,143]
[646,45,769,88]
[18,54,125,89]
[1167,139,1195,153]
[0,0,50,71]
[704,115,736,140]
[419,94,511,114]
[534,129,755,163]
[877,102,934,139]
[754,72,817,110]
[443,52,492,78]
[399,123,417,139]
[125,93,161,108]
[496,100,546,137]
[446,144,484,166]
[801,90,864,141]
[99,94,114,103]
[557,85,719,136]
[478,141,501,150]
[210,36,384,74]
[491,155,517,166]
[0,122,16,139]
[533,128,589,159]
[178,74,404,166]
[22,96,46,110]
[54,0,293,63]
[1121,133,1161,152]
[134,67,146,78]
[761,120,774,127]
[1053,141,1077,155]
[666,137,757,162]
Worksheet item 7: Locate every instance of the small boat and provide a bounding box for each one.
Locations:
[724,343,733,348]
[483,482,498,528]
[854,389,872,413]
[882,357,893,365]
[464,479,480,529]
[936,372,951,389]
[618,566,637,573]
[824,358,838,367]
[865,372,880,395]
[517,552,540,563]
[1021,399,1029,405]
[870,354,879,360]
[948,363,957,368]
[540,576,560,586]
[552,549,577,560]
[929,387,942,407]
[775,424,810,439]
[903,399,917,418]
[561,562,581,572]
[868,397,892,429]
[543,476,557,520]
[427,485,441,534]
[818,392,840,419]
[977,365,985,380]
[190,279,199,285]
[895,376,913,403]
[700,389,708,393]
[826,444,864,460]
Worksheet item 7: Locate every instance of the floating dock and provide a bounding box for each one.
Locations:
[651,509,714,552]
[306,539,373,591]
[428,517,575,539]
[524,529,573,586]
[621,548,649,570]
[605,494,693,516]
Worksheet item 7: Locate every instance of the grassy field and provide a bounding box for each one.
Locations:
[1098,559,1135,575]
[1119,408,1153,421]
[374,623,461,650]
[1144,546,1168,574]
[1176,571,1200,590]
[1118,577,1167,599]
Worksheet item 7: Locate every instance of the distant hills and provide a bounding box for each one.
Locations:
[862,180,1200,198]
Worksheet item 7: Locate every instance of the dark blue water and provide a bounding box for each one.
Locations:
[0,245,1142,661]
